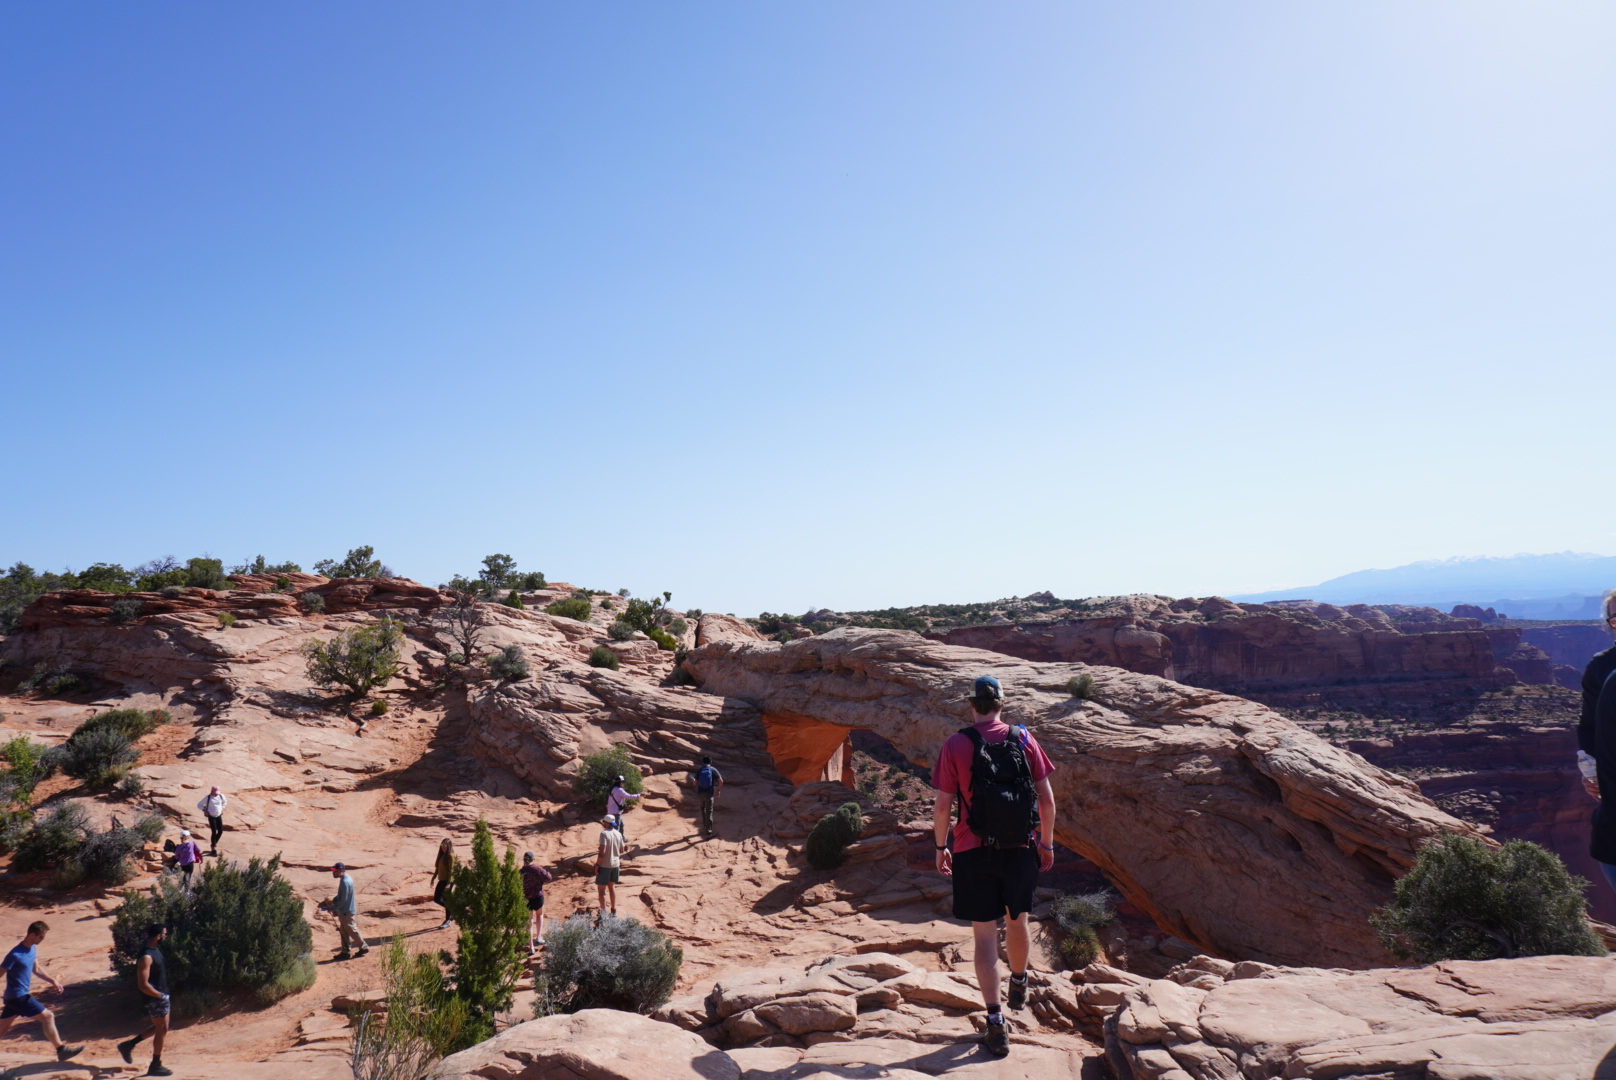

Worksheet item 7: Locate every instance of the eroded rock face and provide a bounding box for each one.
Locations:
[685,629,1481,968]
[1107,953,1616,1080]
[436,1008,741,1080]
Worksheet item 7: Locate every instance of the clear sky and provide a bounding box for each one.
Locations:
[4,3,1615,615]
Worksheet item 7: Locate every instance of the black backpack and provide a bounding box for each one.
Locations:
[960,726,1039,849]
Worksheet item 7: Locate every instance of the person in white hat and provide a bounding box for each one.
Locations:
[172,831,203,888]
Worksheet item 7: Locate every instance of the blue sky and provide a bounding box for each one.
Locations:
[4,3,1615,615]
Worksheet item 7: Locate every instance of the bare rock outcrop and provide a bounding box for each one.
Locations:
[1106,952,1616,1080]
[684,629,1482,969]
[436,1008,741,1080]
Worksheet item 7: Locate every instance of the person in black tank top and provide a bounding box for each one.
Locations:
[116,925,173,1076]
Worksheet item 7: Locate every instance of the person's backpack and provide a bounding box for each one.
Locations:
[959,726,1039,848]
[695,765,716,792]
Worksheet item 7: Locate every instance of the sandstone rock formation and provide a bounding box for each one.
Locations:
[684,628,1483,968]
[436,1009,742,1080]
[1106,951,1616,1080]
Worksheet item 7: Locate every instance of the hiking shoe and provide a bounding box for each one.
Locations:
[147,1063,174,1077]
[983,1014,1010,1058]
[118,1038,138,1064]
[1006,975,1027,1011]
[438,920,451,929]
[356,947,370,958]
[57,1045,84,1062]
[335,952,352,962]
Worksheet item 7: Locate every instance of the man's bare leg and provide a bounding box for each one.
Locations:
[1004,913,1030,977]
[38,1008,63,1049]
[971,920,1001,1007]
[152,1015,167,1058]
[606,882,617,916]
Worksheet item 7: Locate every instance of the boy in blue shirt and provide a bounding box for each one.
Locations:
[0,921,82,1062]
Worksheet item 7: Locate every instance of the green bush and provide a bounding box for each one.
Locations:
[217,611,238,629]
[351,936,471,1080]
[518,571,547,590]
[135,557,229,593]
[617,594,672,634]
[502,589,525,610]
[230,556,302,576]
[314,545,389,579]
[0,735,48,803]
[1067,674,1095,700]
[13,803,91,871]
[74,814,163,885]
[1371,834,1604,962]
[1043,891,1115,968]
[117,772,145,799]
[606,620,637,642]
[109,598,142,624]
[545,597,593,622]
[588,646,621,671]
[300,591,326,614]
[488,645,530,681]
[646,627,678,651]
[536,914,682,1016]
[369,699,389,717]
[805,802,864,871]
[303,618,403,698]
[111,854,315,1003]
[160,585,186,600]
[445,819,529,1047]
[46,708,167,789]
[274,575,293,592]
[574,745,644,807]
[667,618,688,638]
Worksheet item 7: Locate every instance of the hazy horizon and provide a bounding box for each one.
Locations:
[7,3,1616,615]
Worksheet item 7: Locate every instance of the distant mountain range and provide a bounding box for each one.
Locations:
[1231,552,1616,620]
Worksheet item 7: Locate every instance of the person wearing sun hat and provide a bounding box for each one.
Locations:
[172,830,203,888]
[931,674,1057,1059]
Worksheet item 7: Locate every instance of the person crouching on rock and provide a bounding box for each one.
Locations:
[431,839,455,931]
[1580,589,1616,892]
[0,920,83,1064]
[196,786,227,855]
[932,674,1057,1060]
[596,816,623,920]
[520,852,553,952]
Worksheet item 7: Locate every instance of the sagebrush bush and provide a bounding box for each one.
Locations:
[646,627,678,651]
[574,745,644,807]
[537,914,683,1015]
[160,585,186,600]
[1067,674,1095,700]
[488,644,530,681]
[109,598,142,624]
[588,646,620,671]
[46,708,166,788]
[217,612,238,629]
[606,620,637,642]
[16,806,161,884]
[1371,834,1603,961]
[74,814,162,885]
[111,854,315,1002]
[1042,890,1115,968]
[545,597,593,622]
[117,772,145,799]
[13,803,90,871]
[304,618,403,698]
[300,591,326,613]
[805,802,864,871]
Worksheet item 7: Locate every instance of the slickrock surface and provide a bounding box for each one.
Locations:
[1106,952,1616,1080]
[684,626,1483,968]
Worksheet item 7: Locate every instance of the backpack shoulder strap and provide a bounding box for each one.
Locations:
[959,727,983,746]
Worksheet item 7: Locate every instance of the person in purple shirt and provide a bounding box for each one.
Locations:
[0,920,82,1063]
[172,830,203,887]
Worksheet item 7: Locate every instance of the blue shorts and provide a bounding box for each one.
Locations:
[1,995,43,1019]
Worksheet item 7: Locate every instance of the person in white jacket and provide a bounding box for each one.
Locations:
[196,787,227,856]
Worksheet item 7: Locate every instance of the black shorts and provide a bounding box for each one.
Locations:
[951,845,1039,923]
[526,895,545,911]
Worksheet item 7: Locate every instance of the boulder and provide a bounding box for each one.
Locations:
[435,1009,741,1080]
[684,628,1480,968]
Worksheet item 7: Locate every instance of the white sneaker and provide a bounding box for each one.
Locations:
[438,920,451,930]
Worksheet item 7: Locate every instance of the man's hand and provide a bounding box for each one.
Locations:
[1038,844,1055,872]
[935,848,952,877]
[1586,777,1602,801]
[41,981,61,996]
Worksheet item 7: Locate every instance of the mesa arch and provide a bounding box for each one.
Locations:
[686,619,1484,969]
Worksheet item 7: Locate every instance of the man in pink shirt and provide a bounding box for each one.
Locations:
[933,675,1056,1059]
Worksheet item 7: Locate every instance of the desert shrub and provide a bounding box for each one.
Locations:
[0,735,48,800]
[805,802,864,871]
[667,618,688,638]
[607,620,637,642]
[518,571,547,590]
[314,545,390,579]
[587,646,620,671]
[160,585,185,600]
[79,707,167,741]
[1371,834,1603,961]
[74,813,162,885]
[1043,891,1116,968]
[136,556,229,592]
[369,699,389,717]
[617,594,672,634]
[600,598,615,610]
[445,819,529,1047]
[46,708,166,789]
[13,803,91,871]
[545,597,592,622]
[303,617,404,698]
[111,854,315,1002]
[488,644,530,682]
[231,556,302,575]
[351,936,471,1080]
[274,575,292,591]
[109,598,142,624]
[1067,674,1095,700]
[15,662,48,693]
[217,612,238,629]
[646,627,678,651]
[686,608,703,619]
[536,914,682,1016]
[574,745,644,807]
[502,589,525,610]
[117,772,146,799]
[44,670,81,695]
[300,591,326,613]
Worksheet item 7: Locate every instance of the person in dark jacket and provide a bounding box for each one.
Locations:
[1579,591,1616,891]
